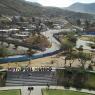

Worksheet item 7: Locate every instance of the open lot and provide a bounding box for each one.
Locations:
[42,89,94,95]
[85,73,95,89]
[80,36,95,43]
[0,89,21,95]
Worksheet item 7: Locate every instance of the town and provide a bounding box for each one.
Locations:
[0,0,95,95]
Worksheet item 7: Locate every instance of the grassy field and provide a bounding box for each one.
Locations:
[42,89,93,95]
[85,73,95,89]
[80,36,95,43]
[0,71,7,86]
[0,90,21,95]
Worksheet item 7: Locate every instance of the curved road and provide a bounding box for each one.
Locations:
[0,29,63,63]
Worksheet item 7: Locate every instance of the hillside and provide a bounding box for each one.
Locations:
[66,2,95,14]
[0,0,94,20]
[0,0,43,16]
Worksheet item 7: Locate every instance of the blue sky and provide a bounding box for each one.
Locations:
[26,0,95,7]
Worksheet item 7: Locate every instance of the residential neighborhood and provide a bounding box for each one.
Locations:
[0,0,95,95]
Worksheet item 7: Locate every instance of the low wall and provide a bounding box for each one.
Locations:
[0,49,63,64]
[83,31,95,35]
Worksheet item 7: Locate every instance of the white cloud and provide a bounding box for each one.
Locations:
[37,0,75,7]
[26,0,95,7]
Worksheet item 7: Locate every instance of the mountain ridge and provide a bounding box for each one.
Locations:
[66,2,95,14]
[0,0,94,20]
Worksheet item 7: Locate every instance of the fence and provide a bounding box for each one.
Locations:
[0,49,63,64]
[83,31,95,35]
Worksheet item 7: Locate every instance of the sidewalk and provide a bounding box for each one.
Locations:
[0,86,95,95]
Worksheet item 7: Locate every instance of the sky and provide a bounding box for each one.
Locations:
[26,0,95,7]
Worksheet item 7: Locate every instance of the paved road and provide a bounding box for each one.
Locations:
[72,25,83,31]
[76,39,95,51]
[0,29,62,63]
[6,71,57,86]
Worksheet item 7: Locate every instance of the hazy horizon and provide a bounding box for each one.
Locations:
[25,0,95,7]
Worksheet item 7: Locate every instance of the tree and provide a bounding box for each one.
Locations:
[26,49,36,67]
[45,21,54,29]
[63,68,73,88]
[0,47,8,57]
[88,43,95,49]
[47,83,50,90]
[68,52,78,67]
[64,51,79,67]
[12,16,17,24]
[0,66,3,70]
[84,20,90,29]
[0,21,6,45]
[76,19,81,26]
[77,45,92,69]
[61,41,74,53]
[73,45,92,70]
[61,41,73,65]
[35,20,43,35]
[78,45,83,52]
[67,32,77,44]
[78,52,91,69]
[88,64,93,70]
[32,17,35,22]
[20,16,25,22]
[61,34,77,66]
[73,70,86,89]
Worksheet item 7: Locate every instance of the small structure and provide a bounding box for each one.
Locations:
[84,27,95,35]
[12,33,29,39]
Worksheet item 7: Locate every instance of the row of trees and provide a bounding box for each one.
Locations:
[60,31,94,70]
[57,68,88,89]
[76,19,90,29]
[61,44,93,70]
[56,31,95,89]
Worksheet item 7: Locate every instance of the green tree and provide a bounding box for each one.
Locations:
[76,19,81,26]
[78,52,91,69]
[0,47,8,57]
[45,21,54,29]
[61,41,75,66]
[0,21,6,45]
[61,33,77,66]
[61,41,74,52]
[26,49,36,67]
[84,20,90,29]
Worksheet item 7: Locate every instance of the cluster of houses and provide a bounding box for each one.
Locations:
[0,16,48,40]
[0,15,66,43]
